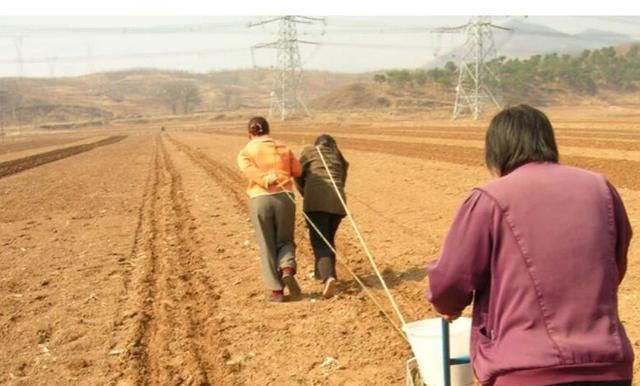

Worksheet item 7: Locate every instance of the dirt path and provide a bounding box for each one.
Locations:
[0,136,127,179]
[107,135,234,386]
[0,133,100,157]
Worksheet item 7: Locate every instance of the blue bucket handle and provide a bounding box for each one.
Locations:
[441,318,470,386]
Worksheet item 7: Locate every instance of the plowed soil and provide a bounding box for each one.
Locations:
[0,136,127,179]
[1,109,639,385]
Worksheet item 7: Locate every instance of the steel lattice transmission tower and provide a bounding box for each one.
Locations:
[249,16,324,120]
[13,36,24,77]
[435,17,510,120]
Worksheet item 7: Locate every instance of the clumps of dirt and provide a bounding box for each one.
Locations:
[36,328,51,344]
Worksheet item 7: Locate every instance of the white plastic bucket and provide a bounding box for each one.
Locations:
[403,317,474,386]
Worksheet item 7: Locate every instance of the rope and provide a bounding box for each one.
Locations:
[284,191,409,343]
[314,145,408,326]
[263,148,410,342]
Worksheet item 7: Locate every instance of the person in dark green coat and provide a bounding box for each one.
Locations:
[295,135,349,299]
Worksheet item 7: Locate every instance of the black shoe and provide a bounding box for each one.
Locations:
[282,274,301,298]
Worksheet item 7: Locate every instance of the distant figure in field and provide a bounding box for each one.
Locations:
[295,135,349,299]
[427,104,633,386]
[237,116,303,303]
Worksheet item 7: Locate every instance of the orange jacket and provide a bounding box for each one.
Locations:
[237,136,302,197]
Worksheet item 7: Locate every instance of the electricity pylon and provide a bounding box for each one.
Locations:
[13,36,24,77]
[435,16,510,120]
[86,41,95,74]
[249,16,324,120]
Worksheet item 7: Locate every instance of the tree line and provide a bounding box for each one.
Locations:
[373,45,640,97]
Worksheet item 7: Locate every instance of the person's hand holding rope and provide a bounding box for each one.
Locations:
[263,171,293,189]
[262,171,279,187]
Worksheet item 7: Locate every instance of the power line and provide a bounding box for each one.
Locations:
[3,19,637,38]
[12,36,24,77]
[0,47,247,65]
[249,15,325,120]
[499,28,637,41]
[10,36,622,68]
[1,18,637,78]
[86,40,95,73]
[46,55,56,78]
[0,21,250,36]
[574,16,640,27]
[435,16,508,120]
[321,41,436,49]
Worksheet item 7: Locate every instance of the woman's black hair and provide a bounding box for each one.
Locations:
[314,134,336,147]
[248,116,270,136]
[315,134,348,166]
[485,104,559,176]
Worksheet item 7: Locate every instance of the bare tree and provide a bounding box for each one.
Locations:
[1,113,5,143]
[219,87,238,110]
[179,84,202,114]
[158,81,202,115]
[0,80,23,126]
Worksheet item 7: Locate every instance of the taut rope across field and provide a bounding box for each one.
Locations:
[281,145,412,342]
[168,134,411,342]
[314,145,408,326]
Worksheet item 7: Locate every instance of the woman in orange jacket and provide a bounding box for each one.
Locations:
[237,116,303,302]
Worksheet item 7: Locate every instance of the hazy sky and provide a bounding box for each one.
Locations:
[0,16,638,77]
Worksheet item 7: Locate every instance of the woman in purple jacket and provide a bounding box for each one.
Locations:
[427,104,633,386]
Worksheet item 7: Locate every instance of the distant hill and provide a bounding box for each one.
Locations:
[310,83,391,110]
[426,19,636,68]
[0,68,365,126]
[308,80,454,112]
[315,43,640,112]
[1,39,639,127]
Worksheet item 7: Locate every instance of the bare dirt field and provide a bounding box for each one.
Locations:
[1,107,639,385]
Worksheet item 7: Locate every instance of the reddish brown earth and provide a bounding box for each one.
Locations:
[0,109,639,385]
[0,132,97,156]
[0,136,127,179]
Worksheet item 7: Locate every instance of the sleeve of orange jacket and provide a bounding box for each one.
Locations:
[294,148,310,194]
[289,149,302,178]
[237,146,267,188]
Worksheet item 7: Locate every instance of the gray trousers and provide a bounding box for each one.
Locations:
[249,192,297,291]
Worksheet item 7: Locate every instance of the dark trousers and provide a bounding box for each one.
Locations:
[250,192,297,291]
[305,211,344,282]
[548,381,631,386]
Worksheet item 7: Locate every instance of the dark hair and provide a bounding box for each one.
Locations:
[315,134,348,166]
[314,134,336,147]
[248,116,270,136]
[485,104,559,176]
